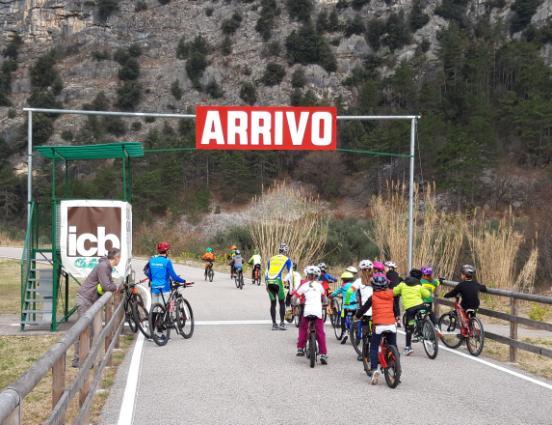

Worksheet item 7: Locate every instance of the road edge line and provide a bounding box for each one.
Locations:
[117,332,145,425]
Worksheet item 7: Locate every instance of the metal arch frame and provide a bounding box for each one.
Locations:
[24,107,420,270]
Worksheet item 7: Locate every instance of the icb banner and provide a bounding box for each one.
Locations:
[196,106,337,150]
[59,200,132,279]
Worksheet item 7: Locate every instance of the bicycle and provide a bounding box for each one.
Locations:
[367,331,401,388]
[305,315,319,368]
[205,262,215,282]
[351,315,372,360]
[234,266,244,290]
[123,278,150,339]
[438,297,485,356]
[403,306,439,359]
[149,280,194,346]
[252,264,261,285]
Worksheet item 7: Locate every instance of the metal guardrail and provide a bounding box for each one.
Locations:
[435,280,552,361]
[0,291,125,425]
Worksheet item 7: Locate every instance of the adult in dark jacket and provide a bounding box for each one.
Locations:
[385,261,403,325]
[72,248,121,368]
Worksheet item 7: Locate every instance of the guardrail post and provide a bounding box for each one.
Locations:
[510,297,518,362]
[115,291,122,349]
[78,326,90,421]
[52,353,65,415]
[105,297,113,366]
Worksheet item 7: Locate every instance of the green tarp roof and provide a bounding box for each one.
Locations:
[35,142,144,160]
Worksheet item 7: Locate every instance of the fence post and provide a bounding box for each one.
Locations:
[115,291,122,349]
[52,353,66,414]
[105,297,113,366]
[78,326,90,422]
[510,297,518,362]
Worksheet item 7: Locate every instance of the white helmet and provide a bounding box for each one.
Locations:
[279,242,289,255]
[384,261,397,270]
[313,266,322,277]
[304,265,315,276]
[346,266,358,274]
[359,259,373,270]
[317,262,327,271]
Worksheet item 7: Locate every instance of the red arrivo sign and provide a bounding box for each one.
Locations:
[195,106,337,150]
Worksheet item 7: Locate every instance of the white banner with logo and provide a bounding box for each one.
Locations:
[59,200,132,279]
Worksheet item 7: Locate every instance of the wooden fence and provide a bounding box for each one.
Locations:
[0,292,124,425]
[435,280,552,362]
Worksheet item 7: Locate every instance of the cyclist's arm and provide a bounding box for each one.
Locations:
[167,260,185,283]
[355,296,373,318]
[420,286,431,300]
[479,282,488,293]
[143,262,151,280]
[330,286,342,298]
[344,285,356,306]
[326,273,337,283]
[444,285,460,298]
[392,283,403,296]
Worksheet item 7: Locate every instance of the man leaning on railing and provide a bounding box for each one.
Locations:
[72,248,121,368]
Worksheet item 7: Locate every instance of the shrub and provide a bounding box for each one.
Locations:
[97,0,119,21]
[352,0,369,10]
[116,81,142,110]
[7,109,16,119]
[205,79,224,98]
[128,43,142,57]
[409,0,430,31]
[240,82,257,105]
[221,12,243,35]
[290,88,302,106]
[3,34,22,60]
[366,18,385,50]
[256,0,279,41]
[528,304,547,322]
[286,23,337,72]
[92,50,110,61]
[291,67,306,88]
[317,10,329,32]
[131,121,143,131]
[104,116,127,136]
[322,218,379,265]
[345,15,365,37]
[510,0,542,33]
[262,62,286,86]
[118,57,140,80]
[135,1,147,12]
[286,0,313,22]
[171,80,183,100]
[205,6,214,16]
[336,0,348,9]
[30,51,62,91]
[383,12,411,51]
[158,0,171,4]
[435,0,469,27]
[176,37,189,59]
[221,36,232,56]
[31,114,54,145]
[186,51,208,86]
[61,130,73,141]
[328,8,340,32]
[264,40,281,57]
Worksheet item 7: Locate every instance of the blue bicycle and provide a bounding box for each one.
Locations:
[331,297,365,355]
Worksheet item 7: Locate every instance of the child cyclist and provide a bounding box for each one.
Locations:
[293,266,328,365]
[356,275,399,384]
[420,266,441,325]
[330,271,358,344]
[201,247,215,279]
[393,269,431,356]
[444,264,487,313]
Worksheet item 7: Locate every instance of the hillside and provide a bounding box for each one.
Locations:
[0,0,551,277]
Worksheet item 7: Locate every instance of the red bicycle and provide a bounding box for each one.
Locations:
[438,297,485,356]
[252,264,261,285]
[364,331,401,388]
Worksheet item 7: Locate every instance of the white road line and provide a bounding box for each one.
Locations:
[396,330,552,391]
[117,332,145,425]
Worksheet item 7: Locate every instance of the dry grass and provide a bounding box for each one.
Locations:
[0,259,21,314]
[250,182,329,269]
[368,182,464,277]
[0,230,23,247]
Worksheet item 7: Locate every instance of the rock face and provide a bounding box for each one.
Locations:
[0,0,551,146]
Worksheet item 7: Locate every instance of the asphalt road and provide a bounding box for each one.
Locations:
[98,259,552,425]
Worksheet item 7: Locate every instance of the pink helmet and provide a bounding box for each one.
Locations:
[373,261,385,272]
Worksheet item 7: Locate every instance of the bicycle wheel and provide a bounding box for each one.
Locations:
[422,318,439,359]
[234,275,239,288]
[361,337,371,375]
[125,297,139,333]
[239,272,244,290]
[208,268,214,282]
[294,308,301,328]
[176,296,194,339]
[383,344,401,388]
[350,320,363,356]
[149,303,170,346]
[333,314,344,340]
[438,312,463,349]
[133,295,151,339]
[466,317,484,356]
[308,331,316,368]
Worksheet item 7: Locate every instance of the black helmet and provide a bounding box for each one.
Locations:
[461,264,476,278]
[409,268,423,280]
[371,275,389,290]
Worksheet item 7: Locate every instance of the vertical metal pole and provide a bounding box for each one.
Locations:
[407,118,417,271]
[122,153,127,202]
[27,111,33,229]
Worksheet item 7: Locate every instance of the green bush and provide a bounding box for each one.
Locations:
[2,34,22,60]
[222,12,242,35]
[135,1,147,12]
[351,0,369,10]
[205,7,214,16]
[256,0,279,41]
[30,114,54,146]
[366,19,385,50]
[211,226,253,253]
[328,9,340,32]
[97,0,119,21]
[286,0,313,22]
[291,67,306,88]
[221,36,232,56]
[263,40,281,57]
[286,23,337,72]
[239,82,257,105]
[92,50,110,61]
[7,109,16,119]
[435,0,469,27]
[104,116,127,136]
[528,304,547,322]
[158,0,171,4]
[317,10,329,32]
[118,57,140,80]
[176,37,189,59]
[409,0,430,31]
[30,51,63,92]
[322,218,379,266]
[205,79,224,98]
[171,80,183,100]
[116,81,142,110]
[345,15,365,37]
[382,12,411,51]
[510,0,542,33]
[262,62,286,86]
[128,43,142,57]
[186,51,208,87]
[131,121,142,131]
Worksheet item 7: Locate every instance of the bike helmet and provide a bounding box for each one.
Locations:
[371,275,389,290]
[235,249,241,255]
[409,268,423,280]
[384,261,397,270]
[359,259,373,270]
[156,241,170,254]
[340,271,355,281]
[279,242,289,255]
[346,266,358,274]
[317,262,327,271]
[373,261,385,272]
[461,264,476,278]
[230,245,237,250]
[206,247,213,253]
[421,266,433,276]
[313,266,322,277]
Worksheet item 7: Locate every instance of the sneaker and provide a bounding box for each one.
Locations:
[296,348,305,357]
[71,360,79,368]
[357,355,363,362]
[272,323,279,331]
[404,346,414,356]
[367,369,373,377]
[340,335,348,345]
[320,355,328,365]
[279,322,287,330]
[370,369,380,385]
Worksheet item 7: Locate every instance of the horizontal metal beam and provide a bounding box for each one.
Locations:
[441,280,552,305]
[23,108,420,121]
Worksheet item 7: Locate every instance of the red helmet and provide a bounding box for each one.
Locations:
[157,242,170,253]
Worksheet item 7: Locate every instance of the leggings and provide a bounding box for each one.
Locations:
[270,299,285,324]
[405,304,426,347]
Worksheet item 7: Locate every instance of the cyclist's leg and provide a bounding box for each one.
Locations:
[405,307,416,347]
[314,317,327,355]
[370,331,382,370]
[268,284,278,324]
[278,282,286,323]
[297,316,308,349]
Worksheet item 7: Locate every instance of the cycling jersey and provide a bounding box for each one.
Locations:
[201,252,215,262]
[265,254,293,281]
[444,280,487,310]
[284,270,302,292]
[144,255,185,294]
[248,254,262,266]
[295,280,325,319]
[331,282,358,310]
[421,278,440,303]
[320,271,337,283]
[231,254,244,269]
[356,289,397,326]
[345,278,373,316]
[393,277,431,310]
